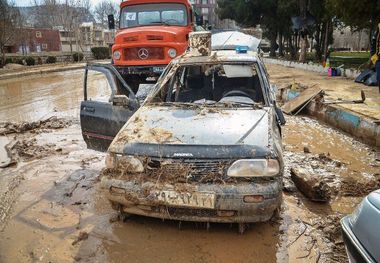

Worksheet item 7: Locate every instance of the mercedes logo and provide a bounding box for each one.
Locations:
[138,48,149,59]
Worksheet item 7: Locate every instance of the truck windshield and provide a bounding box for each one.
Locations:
[120,3,188,28]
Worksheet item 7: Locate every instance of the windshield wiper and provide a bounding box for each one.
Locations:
[150,21,171,26]
[213,101,263,108]
[149,101,202,108]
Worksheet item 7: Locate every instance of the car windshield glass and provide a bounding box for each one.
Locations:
[120,3,188,28]
[153,63,266,107]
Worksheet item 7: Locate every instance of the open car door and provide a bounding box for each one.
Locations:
[80,64,139,152]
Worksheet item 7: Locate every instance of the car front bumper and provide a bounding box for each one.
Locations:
[101,177,282,223]
[341,216,375,263]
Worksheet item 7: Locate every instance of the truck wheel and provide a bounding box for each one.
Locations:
[125,78,140,94]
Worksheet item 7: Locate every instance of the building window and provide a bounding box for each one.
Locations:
[36,31,42,38]
[202,0,208,4]
[202,7,209,14]
[42,43,47,49]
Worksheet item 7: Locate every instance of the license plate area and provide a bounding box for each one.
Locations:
[154,190,216,209]
[153,66,165,73]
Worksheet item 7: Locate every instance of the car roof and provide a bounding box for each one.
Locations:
[211,31,261,52]
[175,50,259,65]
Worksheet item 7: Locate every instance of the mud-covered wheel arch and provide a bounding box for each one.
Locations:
[110,201,133,222]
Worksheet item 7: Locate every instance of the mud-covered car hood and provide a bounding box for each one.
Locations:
[109,105,272,157]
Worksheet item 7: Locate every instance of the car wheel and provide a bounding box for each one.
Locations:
[118,206,132,222]
[238,223,249,234]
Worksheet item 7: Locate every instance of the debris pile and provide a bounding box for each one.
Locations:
[283,151,340,198]
[0,116,73,135]
[340,175,380,197]
[9,138,62,161]
[290,167,331,201]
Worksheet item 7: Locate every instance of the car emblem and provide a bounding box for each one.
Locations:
[173,153,193,157]
[138,48,149,59]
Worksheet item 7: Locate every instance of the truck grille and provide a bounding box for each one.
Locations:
[146,158,233,183]
[147,35,163,41]
[124,47,164,60]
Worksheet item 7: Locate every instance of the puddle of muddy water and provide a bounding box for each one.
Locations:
[0,70,111,123]
[284,115,379,182]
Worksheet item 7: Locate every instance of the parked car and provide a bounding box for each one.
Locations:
[80,35,286,232]
[341,189,380,263]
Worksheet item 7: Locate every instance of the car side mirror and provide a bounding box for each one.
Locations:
[270,84,278,101]
[112,95,138,109]
[195,15,203,26]
[108,14,115,30]
[275,106,286,126]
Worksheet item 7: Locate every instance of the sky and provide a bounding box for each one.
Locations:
[14,0,108,7]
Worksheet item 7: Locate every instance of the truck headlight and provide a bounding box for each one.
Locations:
[168,48,177,58]
[113,50,121,60]
[105,153,144,173]
[227,159,280,177]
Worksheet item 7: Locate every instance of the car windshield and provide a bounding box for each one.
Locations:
[151,63,266,107]
[120,3,188,28]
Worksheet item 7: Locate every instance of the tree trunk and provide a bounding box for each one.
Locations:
[278,31,284,57]
[289,36,296,60]
[315,23,322,61]
[269,32,277,58]
[1,47,5,67]
[298,0,307,62]
[299,37,308,62]
[323,20,330,62]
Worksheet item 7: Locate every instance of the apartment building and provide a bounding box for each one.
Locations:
[191,0,236,29]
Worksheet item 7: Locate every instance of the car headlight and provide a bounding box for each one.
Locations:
[113,50,121,60]
[349,201,364,226]
[105,153,144,173]
[168,48,177,58]
[227,159,280,177]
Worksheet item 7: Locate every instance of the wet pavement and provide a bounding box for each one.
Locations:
[0,70,110,123]
[0,70,379,263]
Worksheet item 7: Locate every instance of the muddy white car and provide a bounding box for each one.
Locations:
[80,43,285,230]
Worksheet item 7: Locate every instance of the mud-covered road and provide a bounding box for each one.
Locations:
[0,68,379,263]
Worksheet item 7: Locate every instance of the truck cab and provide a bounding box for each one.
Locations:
[112,0,194,92]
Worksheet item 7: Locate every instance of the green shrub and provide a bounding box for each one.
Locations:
[91,47,110,60]
[14,58,24,65]
[72,52,83,62]
[25,56,35,66]
[46,56,57,64]
[5,58,13,64]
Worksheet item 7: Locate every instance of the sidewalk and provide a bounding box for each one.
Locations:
[266,63,380,121]
[0,60,109,80]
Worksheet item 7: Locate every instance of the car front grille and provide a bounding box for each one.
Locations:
[146,158,233,183]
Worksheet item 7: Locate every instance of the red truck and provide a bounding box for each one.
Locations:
[108,0,198,92]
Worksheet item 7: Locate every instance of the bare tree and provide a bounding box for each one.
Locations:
[0,0,22,66]
[94,0,118,29]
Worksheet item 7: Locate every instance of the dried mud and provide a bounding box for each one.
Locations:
[0,69,378,263]
[0,114,377,263]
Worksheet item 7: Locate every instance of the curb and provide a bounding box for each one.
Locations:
[306,101,380,147]
[0,64,86,80]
